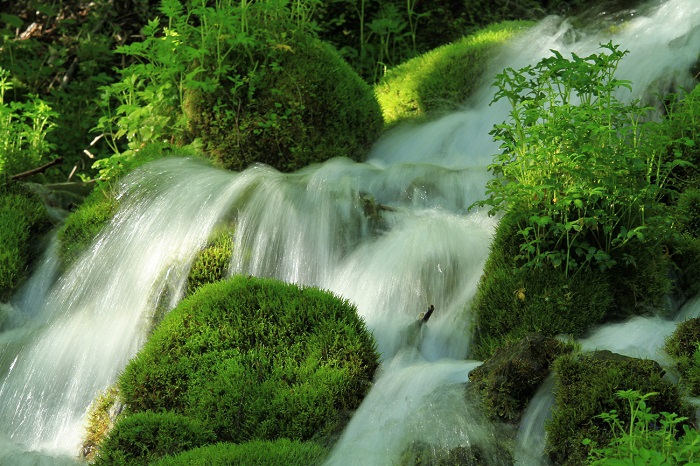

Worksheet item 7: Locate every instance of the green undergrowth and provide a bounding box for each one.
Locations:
[0,181,51,301]
[153,439,327,466]
[375,21,533,127]
[547,351,690,466]
[105,276,378,463]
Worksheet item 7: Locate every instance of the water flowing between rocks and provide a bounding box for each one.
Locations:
[1,0,699,463]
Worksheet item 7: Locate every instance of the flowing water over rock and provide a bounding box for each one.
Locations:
[0,0,699,464]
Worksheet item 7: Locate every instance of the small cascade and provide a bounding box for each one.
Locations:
[0,0,698,463]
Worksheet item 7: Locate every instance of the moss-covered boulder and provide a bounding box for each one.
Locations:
[375,21,533,127]
[187,30,383,173]
[56,187,118,270]
[470,213,614,360]
[0,181,51,301]
[665,317,700,397]
[153,439,327,466]
[399,439,513,466]
[547,351,690,466]
[117,276,379,447]
[468,333,573,422]
[93,411,216,466]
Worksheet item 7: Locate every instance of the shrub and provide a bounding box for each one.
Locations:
[0,181,50,301]
[56,187,118,270]
[118,276,379,443]
[375,21,533,127]
[153,439,327,466]
[187,29,383,172]
[665,317,700,397]
[469,212,613,360]
[185,229,234,296]
[547,351,690,466]
[586,390,700,465]
[93,411,215,466]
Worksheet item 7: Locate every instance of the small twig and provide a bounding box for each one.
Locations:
[10,157,63,180]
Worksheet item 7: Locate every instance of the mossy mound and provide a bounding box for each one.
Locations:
[56,187,118,270]
[468,333,574,422]
[470,213,613,360]
[375,21,533,127]
[0,181,51,301]
[547,351,690,466]
[399,439,513,466]
[186,30,383,173]
[185,230,234,296]
[665,317,700,396]
[117,276,379,446]
[153,439,327,466]
[93,411,216,466]
[81,385,123,462]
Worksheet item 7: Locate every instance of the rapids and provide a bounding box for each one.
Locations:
[0,0,699,464]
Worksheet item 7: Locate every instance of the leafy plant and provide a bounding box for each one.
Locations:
[585,390,700,465]
[0,67,57,178]
[473,42,692,276]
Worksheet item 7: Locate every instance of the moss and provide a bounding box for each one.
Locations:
[93,411,216,466]
[470,213,613,360]
[399,439,512,466]
[547,351,690,466]
[81,385,123,462]
[0,181,51,301]
[665,317,700,396]
[468,333,574,422]
[185,230,234,296]
[56,187,118,270]
[187,30,383,173]
[117,276,379,445]
[374,21,533,127]
[153,439,327,466]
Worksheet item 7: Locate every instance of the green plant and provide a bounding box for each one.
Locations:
[473,42,691,277]
[185,229,233,295]
[665,318,700,397]
[0,68,57,178]
[585,390,700,465]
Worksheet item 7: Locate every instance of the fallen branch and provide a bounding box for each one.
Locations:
[10,157,63,180]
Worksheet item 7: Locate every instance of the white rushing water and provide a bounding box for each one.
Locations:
[0,0,698,464]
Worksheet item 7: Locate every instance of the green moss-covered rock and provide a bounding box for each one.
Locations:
[470,213,613,360]
[118,276,379,444]
[93,411,215,466]
[0,181,51,301]
[399,439,513,466]
[665,317,700,397]
[375,21,533,127]
[185,230,233,296]
[81,385,123,462]
[468,333,574,422]
[154,439,327,466]
[56,187,118,270]
[547,351,690,466]
[187,30,383,173]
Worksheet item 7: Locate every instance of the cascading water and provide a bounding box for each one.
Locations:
[0,0,698,464]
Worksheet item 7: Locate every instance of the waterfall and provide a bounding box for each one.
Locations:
[0,0,698,463]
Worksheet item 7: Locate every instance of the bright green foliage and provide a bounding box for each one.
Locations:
[470,212,613,360]
[0,68,57,178]
[586,390,700,466]
[185,230,234,296]
[375,21,533,127]
[547,352,689,466]
[474,43,692,276]
[93,411,216,466]
[57,187,118,270]
[118,276,379,444]
[96,0,383,175]
[0,182,50,301]
[665,318,700,397]
[153,439,327,466]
